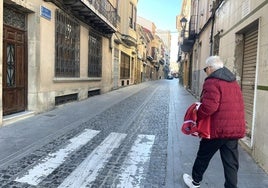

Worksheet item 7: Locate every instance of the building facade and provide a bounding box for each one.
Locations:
[178,0,268,173]
[137,16,170,80]
[0,0,125,125]
[176,0,192,87]
[0,0,170,126]
[113,0,138,89]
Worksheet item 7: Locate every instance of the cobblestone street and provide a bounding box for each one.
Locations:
[0,81,171,187]
[0,80,268,188]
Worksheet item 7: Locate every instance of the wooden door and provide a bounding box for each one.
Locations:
[3,25,27,115]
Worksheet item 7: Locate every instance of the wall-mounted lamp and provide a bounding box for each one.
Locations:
[180,17,187,38]
[180,17,188,30]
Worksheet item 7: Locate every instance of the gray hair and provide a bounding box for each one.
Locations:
[205,56,224,70]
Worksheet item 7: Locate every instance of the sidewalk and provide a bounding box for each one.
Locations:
[167,80,268,188]
[0,82,149,168]
[0,80,268,188]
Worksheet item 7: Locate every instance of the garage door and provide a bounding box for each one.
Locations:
[241,27,258,139]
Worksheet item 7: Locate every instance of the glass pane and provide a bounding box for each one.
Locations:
[7,43,15,87]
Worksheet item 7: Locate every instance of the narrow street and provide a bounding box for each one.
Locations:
[0,80,267,187]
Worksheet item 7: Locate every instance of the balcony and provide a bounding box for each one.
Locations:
[181,15,197,53]
[147,56,153,62]
[44,0,117,34]
[188,15,198,40]
[159,58,165,65]
[181,39,195,53]
[121,34,137,47]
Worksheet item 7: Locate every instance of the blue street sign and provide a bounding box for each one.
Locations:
[40,6,51,20]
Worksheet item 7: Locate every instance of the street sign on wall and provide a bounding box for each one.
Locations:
[40,6,51,20]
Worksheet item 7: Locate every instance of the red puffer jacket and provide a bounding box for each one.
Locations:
[197,67,246,139]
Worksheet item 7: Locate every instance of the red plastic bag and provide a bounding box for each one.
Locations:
[181,103,211,139]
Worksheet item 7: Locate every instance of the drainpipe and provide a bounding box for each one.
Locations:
[209,0,224,55]
[209,6,216,55]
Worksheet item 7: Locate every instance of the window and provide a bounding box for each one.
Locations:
[151,47,157,60]
[88,32,102,77]
[6,44,15,87]
[120,52,130,79]
[55,10,80,77]
[129,3,136,30]
[213,33,220,55]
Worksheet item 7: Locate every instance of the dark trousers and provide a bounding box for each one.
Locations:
[192,139,239,188]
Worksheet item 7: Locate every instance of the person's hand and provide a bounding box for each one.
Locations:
[195,102,201,110]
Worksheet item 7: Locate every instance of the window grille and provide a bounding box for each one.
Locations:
[55,10,80,77]
[120,52,130,79]
[88,89,101,97]
[3,6,26,30]
[6,44,15,87]
[88,32,102,77]
[55,93,78,105]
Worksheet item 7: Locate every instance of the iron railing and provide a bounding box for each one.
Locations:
[188,15,198,39]
[87,0,117,27]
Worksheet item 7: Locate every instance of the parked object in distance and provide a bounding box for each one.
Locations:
[167,75,174,80]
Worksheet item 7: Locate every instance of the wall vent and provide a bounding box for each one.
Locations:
[88,89,100,97]
[55,93,78,106]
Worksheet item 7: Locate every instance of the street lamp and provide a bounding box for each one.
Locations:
[180,17,187,28]
[178,17,188,85]
[180,17,187,38]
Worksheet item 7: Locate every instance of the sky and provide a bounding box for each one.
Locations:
[137,0,182,63]
[137,0,182,31]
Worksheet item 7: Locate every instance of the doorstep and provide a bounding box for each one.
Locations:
[3,111,35,126]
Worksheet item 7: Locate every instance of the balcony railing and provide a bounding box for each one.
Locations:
[88,0,117,27]
[180,15,198,53]
[188,15,198,40]
[44,0,117,34]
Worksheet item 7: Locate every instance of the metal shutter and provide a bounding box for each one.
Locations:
[241,28,258,139]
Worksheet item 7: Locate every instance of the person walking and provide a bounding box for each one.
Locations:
[183,56,246,188]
